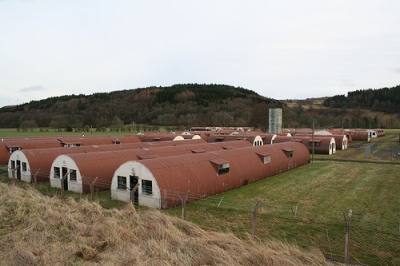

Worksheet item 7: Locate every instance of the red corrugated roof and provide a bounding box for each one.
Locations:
[135,142,310,208]
[57,140,251,193]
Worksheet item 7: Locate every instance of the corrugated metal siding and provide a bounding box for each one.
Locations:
[137,142,310,208]
[58,140,252,193]
[293,136,335,154]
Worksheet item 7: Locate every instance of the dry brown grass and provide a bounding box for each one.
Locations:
[0,183,337,266]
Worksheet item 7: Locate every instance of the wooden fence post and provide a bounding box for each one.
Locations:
[130,183,140,206]
[178,191,190,220]
[89,177,99,201]
[60,170,69,200]
[344,209,352,265]
[11,168,16,186]
[291,205,298,218]
[33,169,40,189]
[252,200,261,239]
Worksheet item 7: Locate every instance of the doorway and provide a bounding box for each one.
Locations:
[130,175,139,204]
[62,167,68,190]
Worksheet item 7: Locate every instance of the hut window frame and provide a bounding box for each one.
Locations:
[309,141,321,147]
[142,180,153,195]
[256,152,271,164]
[10,160,15,170]
[210,160,230,175]
[22,162,27,172]
[282,149,294,159]
[117,176,127,190]
[262,155,271,164]
[70,169,77,181]
[53,167,60,179]
[218,163,230,175]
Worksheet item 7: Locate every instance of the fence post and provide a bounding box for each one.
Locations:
[178,190,190,220]
[60,170,69,200]
[344,209,353,264]
[89,177,99,201]
[12,168,16,186]
[252,200,261,239]
[130,183,140,206]
[33,169,40,189]
[291,205,298,218]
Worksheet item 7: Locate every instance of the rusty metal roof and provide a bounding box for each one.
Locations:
[135,142,310,208]
[57,140,252,193]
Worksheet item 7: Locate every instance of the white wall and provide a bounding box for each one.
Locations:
[50,155,83,193]
[8,151,32,182]
[111,161,162,208]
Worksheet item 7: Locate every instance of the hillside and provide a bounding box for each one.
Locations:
[323,85,400,113]
[0,183,334,265]
[1,83,400,130]
[0,84,280,130]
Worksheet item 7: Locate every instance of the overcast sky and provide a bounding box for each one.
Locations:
[1,0,399,108]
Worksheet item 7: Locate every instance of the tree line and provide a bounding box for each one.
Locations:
[322,85,400,113]
[1,83,399,132]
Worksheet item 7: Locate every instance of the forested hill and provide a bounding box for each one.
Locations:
[0,84,281,130]
[322,85,400,113]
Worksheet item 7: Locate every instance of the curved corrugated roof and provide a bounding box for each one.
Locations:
[292,136,335,154]
[0,139,63,165]
[0,135,142,165]
[260,134,276,145]
[56,140,251,193]
[272,135,293,144]
[349,130,370,141]
[135,142,310,208]
[137,133,186,142]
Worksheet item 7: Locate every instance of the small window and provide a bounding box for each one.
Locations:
[117,176,127,190]
[10,160,15,169]
[70,169,77,181]
[9,147,21,153]
[309,141,321,147]
[218,163,230,175]
[142,180,153,195]
[262,155,271,164]
[22,162,27,172]
[282,148,294,158]
[53,167,60,178]
[210,159,230,175]
[256,152,271,164]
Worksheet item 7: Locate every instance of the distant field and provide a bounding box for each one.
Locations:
[0,128,133,138]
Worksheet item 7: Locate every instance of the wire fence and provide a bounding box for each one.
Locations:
[166,193,400,266]
[2,173,399,265]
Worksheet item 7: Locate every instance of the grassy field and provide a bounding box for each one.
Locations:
[1,128,399,264]
[165,160,400,265]
[0,183,335,266]
[0,128,130,138]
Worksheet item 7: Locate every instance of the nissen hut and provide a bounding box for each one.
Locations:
[7,139,206,183]
[0,138,63,165]
[293,136,336,155]
[110,142,310,208]
[49,140,252,193]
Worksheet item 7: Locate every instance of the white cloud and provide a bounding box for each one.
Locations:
[18,85,45,93]
[0,0,399,107]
